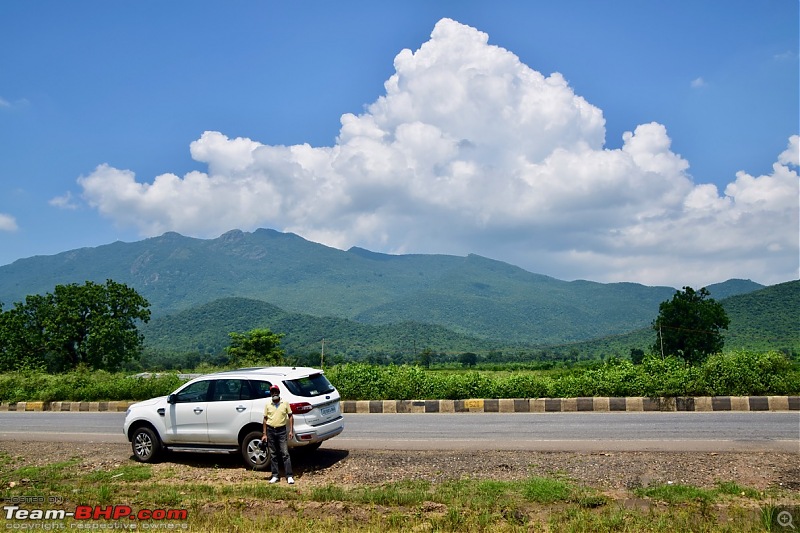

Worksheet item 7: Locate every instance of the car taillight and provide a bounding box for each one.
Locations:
[290,402,313,414]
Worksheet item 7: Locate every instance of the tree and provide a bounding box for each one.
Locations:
[0,280,150,372]
[652,286,729,365]
[629,348,645,365]
[0,294,52,371]
[225,328,285,367]
[416,348,433,368]
[459,352,478,367]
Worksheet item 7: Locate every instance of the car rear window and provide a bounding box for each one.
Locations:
[283,373,336,397]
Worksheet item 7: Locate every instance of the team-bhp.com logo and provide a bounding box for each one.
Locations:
[4,504,188,529]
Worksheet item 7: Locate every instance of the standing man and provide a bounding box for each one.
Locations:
[262,384,294,484]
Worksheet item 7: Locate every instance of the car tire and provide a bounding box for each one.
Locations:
[131,426,161,463]
[241,430,271,471]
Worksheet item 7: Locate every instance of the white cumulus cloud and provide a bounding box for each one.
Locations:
[779,135,799,167]
[49,191,79,210]
[76,18,799,287]
[0,213,18,232]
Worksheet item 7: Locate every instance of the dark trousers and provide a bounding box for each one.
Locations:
[267,426,293,477]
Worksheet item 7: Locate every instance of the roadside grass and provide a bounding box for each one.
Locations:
[83,464,153,483]
[0,457,797,532]
[635,481,767,504]
[0,451,13,467]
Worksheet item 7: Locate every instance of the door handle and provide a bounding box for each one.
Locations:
[193,407,204,414]
[236,406,247,412]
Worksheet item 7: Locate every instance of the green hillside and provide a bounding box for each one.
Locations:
[567,280,800,358]
[140,280,798,365]
[0,228,768,347]
[140,297,500,362]
[722,279,799,352]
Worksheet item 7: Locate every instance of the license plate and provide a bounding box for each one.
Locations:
[320,405,336,416]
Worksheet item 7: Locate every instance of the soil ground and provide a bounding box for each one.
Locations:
[2,441,798,493]
[3,441,800,531]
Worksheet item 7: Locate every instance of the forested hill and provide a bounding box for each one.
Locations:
[140,297,500,362]
[565,280,800,357]
[721,279,800,351]
[0,228,765,345]
[141,280,799,362]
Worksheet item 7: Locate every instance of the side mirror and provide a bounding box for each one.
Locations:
[167,394,176,404]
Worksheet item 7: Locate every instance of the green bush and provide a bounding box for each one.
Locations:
[639,356,704,397]
[322,352,800,400]
[0,350,797,402]
[0,367,187,403]
[546,360,639,397]
[325,363,388,400]
[0,368,50,403]
[495,373,552,398]
[433,371,497,400]
[701,350,795,396]
[381,365,435,400]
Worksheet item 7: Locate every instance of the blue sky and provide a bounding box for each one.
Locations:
[1,1,797,287]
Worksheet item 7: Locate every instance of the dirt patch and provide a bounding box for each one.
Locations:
[1,440,798,492]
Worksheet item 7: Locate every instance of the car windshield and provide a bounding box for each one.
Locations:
[283,373,336,397]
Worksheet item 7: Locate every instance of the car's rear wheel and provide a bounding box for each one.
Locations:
[241,430,270,471]
[131,426,161,463]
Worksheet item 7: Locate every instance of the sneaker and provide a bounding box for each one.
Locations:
[287,476,295,485]
[268,477,279,484]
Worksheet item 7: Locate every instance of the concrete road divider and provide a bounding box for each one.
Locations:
[0,401,133,412]
[0,396,797,413]
[340,396,800,413]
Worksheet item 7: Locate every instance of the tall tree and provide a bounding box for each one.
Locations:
[652,286,729,365]
[0,280,150,372]
[0,294,52,371]
[226,328,285,367]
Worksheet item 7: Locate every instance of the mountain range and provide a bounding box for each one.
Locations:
[0,228,793,359]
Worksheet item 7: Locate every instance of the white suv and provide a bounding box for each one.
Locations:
[123,367,343,470]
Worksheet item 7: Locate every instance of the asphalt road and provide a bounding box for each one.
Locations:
[1,411,797,452]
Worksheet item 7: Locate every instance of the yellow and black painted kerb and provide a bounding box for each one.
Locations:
[340,396,800,414]
[0,401,132,412]
[0,396,797,412]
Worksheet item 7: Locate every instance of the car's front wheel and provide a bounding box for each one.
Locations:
[131,426,161,463]
[241,430,270,471]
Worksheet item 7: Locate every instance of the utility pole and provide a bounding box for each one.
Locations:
[320,338,325,368]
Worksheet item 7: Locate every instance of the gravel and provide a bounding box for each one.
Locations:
[2,441,798,493]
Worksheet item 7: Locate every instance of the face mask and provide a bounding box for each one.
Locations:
[272,394,280,402]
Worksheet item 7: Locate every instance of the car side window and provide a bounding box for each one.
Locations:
[211,379,244,402]
[174,380,211,403]
[250,380,273,399]
[239,380,260,400]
